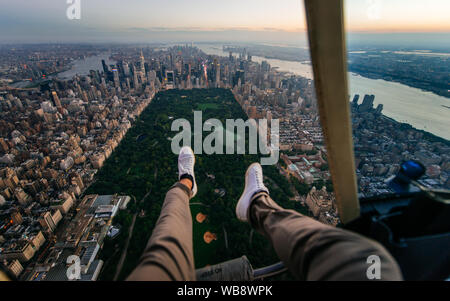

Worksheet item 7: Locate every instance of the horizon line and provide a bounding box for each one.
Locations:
[118,27,450,34]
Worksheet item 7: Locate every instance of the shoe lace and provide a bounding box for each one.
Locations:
[254,168,265,190]
[182,156,194,170]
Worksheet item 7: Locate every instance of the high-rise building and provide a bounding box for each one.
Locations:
[11,210,23,225]
[39,212,56,232]
[132,66,139,90]
[51,91,61,108]
[112,69,120,88]
[13,98,23,109]
[214,59,220,87]
[101,60,109,73]
[248,106,257,119]
[165,71,174,89]
[123,62,130,76]
[0,138,9,152]
[140,50,146,73]
[14,188,31,206]
[6,259,24,278]
[358,95,375,113]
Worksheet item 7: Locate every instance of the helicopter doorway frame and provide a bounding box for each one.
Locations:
[304,0,360,223]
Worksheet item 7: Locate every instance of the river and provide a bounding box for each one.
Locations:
[197,44,450,140]
[56,52,116,80]
[9,52,116,88]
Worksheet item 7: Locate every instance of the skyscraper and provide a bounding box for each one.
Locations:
[101,60,109,73]
[165,71,174,89]
[123,62,130,76]
[131,65,138,88]
[112,69,120,88]
[140,50,146,74]
[51,91,61,108]
[39,212,56,232]
[11,211,23,225]
[215,60,220,88]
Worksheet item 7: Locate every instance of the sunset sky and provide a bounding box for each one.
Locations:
[0,0,449,43]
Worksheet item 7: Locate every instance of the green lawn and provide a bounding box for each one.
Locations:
[190,203,222,268]
[196,103,220,110]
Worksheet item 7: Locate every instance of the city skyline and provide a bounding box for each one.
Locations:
[0,43,448,280]
[1,0,450,44]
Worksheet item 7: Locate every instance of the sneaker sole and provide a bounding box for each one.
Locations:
[191,154,197,197]
[236,162,261,222]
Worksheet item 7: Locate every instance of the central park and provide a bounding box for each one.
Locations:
[85,88,310,280]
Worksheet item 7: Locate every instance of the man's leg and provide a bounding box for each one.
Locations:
[248,192,403,280]
[127,182,195,281]
[127,146,197,281]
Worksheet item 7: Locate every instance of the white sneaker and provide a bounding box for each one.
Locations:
[178,146,197,197]
[236,163,269,222]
